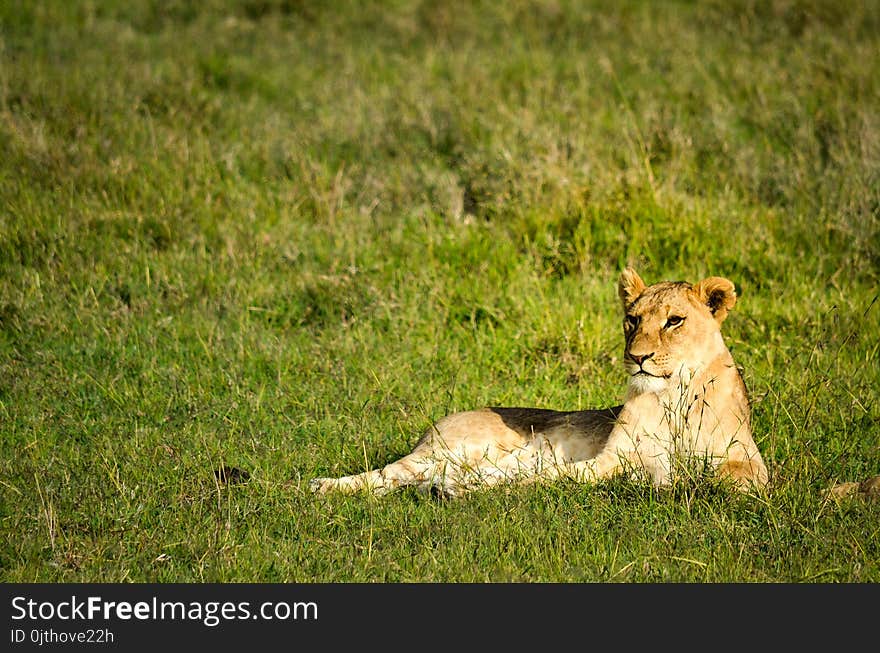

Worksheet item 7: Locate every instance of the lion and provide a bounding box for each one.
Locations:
[310,268,769,497]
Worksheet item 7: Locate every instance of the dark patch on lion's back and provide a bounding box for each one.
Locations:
[488,406,622,439]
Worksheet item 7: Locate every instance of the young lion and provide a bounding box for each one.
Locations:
[310,268,769,497]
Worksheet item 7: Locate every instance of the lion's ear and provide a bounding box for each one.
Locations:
[618,267,646,310]
[693,276,737,323]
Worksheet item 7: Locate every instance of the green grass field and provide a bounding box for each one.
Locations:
[1,0,878,582]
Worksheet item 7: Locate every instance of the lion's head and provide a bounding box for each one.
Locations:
[617,268,738,396]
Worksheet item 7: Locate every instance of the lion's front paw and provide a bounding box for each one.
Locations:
[828,475,880,500]
[827,481,860,499]
[309,477,336,494]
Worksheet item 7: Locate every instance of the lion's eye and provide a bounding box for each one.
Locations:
[625,315,640,329]
[665,315,685,328]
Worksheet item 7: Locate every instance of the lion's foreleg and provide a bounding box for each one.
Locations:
[310,454,437,496]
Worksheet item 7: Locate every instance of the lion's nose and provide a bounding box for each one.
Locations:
[628,352,655,366]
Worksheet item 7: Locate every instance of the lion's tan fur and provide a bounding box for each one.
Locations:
[310,268,768,497]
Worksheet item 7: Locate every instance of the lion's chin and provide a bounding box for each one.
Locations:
[627,372,670,396]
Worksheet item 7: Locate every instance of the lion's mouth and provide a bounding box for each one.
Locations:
[631,370,671,379]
